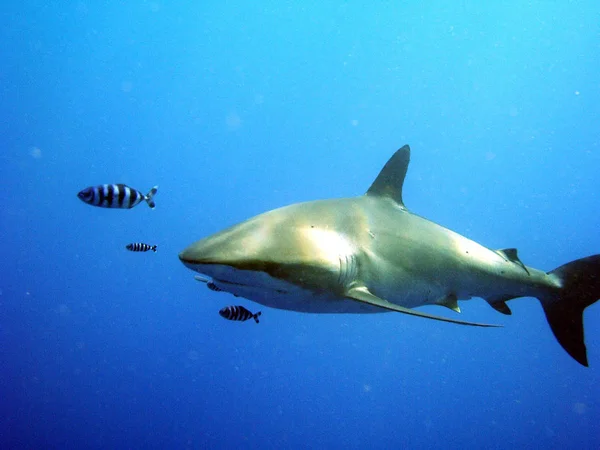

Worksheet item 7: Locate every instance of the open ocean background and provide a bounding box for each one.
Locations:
[2,2,600,449]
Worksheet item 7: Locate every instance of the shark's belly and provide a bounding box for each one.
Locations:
[195,261,388,313]
[211,272,386,313]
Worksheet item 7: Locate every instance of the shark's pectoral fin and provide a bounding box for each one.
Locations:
[346,286,501,328]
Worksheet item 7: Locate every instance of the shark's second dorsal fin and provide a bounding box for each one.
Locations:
[495,248,530,275]
[365,145,410,208]
[496,248,520,263]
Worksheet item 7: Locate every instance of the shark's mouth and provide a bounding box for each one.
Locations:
[191,265,292,297]
[193,275,244,296]
[197,274,287,292]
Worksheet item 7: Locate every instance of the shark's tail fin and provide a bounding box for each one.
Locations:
[145,186,158,209]
[541,255,600,366]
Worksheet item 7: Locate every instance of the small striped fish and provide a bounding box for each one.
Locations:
[77,184,158,209]
[207,282,222,292]
[194,275,240,297]
[219,305,261,323]
[126,243,157,252]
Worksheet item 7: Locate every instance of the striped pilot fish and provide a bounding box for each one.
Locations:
[77,184,158,209]
[194,275,240,296]
[126,243,157,252]
[219,305,262,323]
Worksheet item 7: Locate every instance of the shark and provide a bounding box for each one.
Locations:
[179,145,600,366]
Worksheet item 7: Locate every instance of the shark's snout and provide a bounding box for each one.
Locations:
[178,248,197,265]
[178,236,240,268]
[178,244,215,268]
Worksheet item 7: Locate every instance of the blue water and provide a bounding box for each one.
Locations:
[2,2,600,449]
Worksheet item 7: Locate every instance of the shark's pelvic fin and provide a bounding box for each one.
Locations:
[365,145,410,209]
[346,286,501,328]
[437,293,461,313]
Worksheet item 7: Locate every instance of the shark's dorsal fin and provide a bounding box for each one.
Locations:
[346,286,501,328]
[366,145,410,208]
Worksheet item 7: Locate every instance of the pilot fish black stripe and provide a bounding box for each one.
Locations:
[207,282,222,292]
[126,243,157,252]
[117,185,126,207]
[77,184,158,209]
[219,305,262,323]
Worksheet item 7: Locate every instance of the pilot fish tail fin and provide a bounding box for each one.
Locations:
[145,186,158,209]
[540,255,600,367]
[253,311,262,324]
